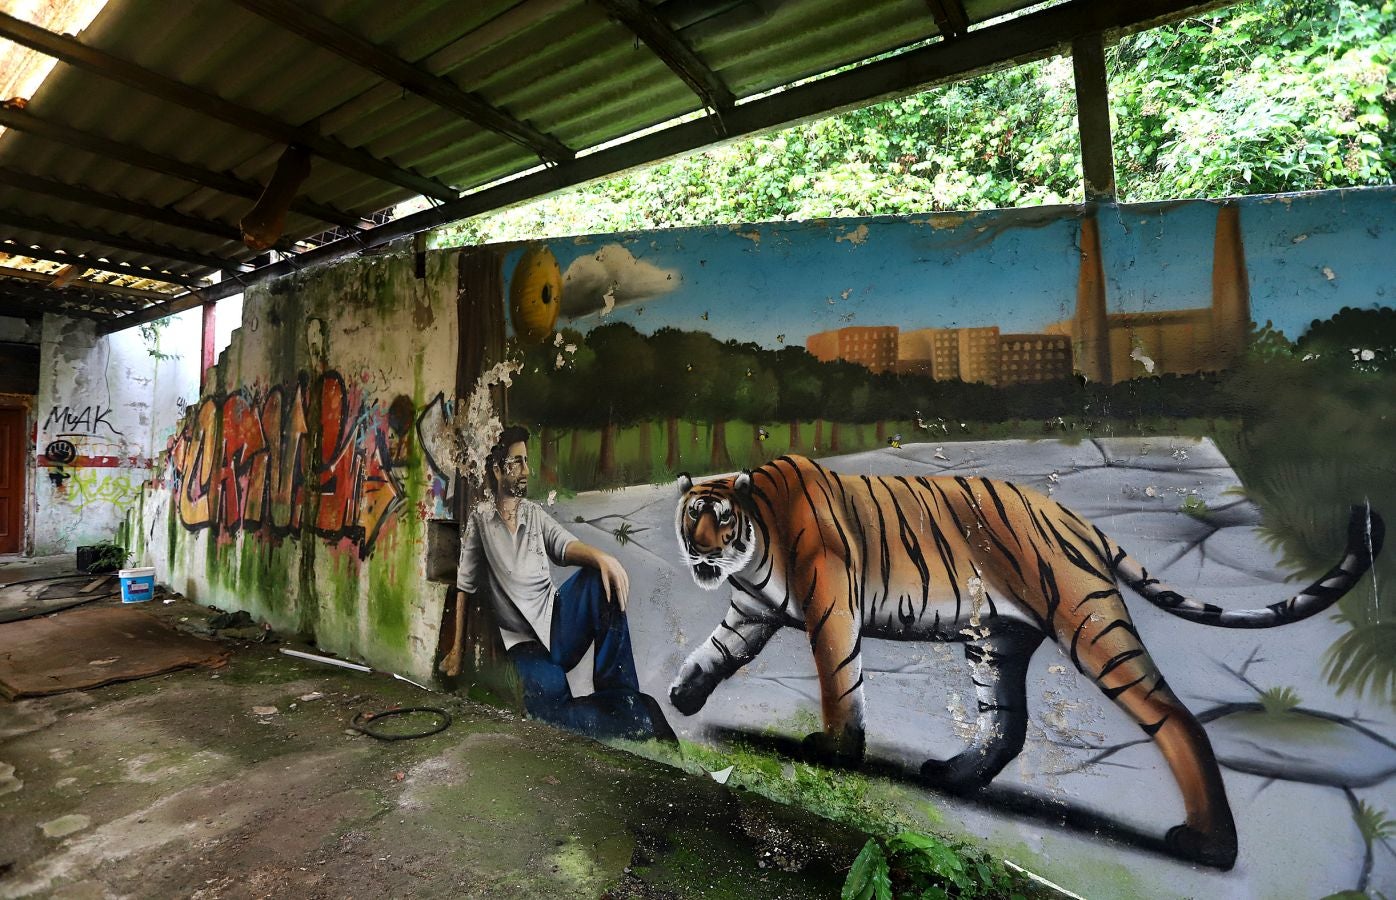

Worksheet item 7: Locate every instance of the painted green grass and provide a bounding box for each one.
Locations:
[531,416,1230,492]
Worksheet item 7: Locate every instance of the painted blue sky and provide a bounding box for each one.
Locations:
[501,187,1395,349]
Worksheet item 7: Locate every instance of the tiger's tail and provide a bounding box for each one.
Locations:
[1106,504,1384,629]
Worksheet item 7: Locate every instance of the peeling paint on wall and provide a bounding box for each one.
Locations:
[32,310,200,555]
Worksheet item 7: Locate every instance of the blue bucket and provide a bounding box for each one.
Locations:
[119,567,156,603]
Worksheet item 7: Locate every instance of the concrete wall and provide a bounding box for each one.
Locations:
[138,187,1396,897]
[0,314,41,343]
[141,249,459,683]
[32,310,200,556]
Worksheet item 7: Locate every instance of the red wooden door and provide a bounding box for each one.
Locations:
[0,408,23,554]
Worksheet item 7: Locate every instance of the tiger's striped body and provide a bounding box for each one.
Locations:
[670,455,1384,870]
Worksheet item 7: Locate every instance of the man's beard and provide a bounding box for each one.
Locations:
[506,478,528,498]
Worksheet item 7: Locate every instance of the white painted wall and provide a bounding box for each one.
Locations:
[32,310,200,555]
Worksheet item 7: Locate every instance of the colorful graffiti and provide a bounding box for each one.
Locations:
[168,371,427,557]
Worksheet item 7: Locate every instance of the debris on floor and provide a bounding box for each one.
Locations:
[0,605,229,699]
[0,635,867,898]
[0,573,122,624]
[182,608,279,643]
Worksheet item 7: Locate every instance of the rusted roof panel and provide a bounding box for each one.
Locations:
[0,0,1234,326]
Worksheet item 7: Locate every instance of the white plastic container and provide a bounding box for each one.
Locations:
[118,567,156,603]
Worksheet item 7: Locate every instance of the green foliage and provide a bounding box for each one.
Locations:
[1112,0,1396,199]
[892,830,1027,899]
[434,0,1394,247]
[843,839,893,900]
[844,831,1030,899]
[1353,799,1395,844]
[1218,313,1396,706]
[1296,306,1396,370]
[1180,493,1210,518]
[88,540,129,573]
[138,319,181,362]
[1258,685,1304,714]
[1323,617,1396,700]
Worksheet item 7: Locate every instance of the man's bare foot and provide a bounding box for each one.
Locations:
[439,648,463,677]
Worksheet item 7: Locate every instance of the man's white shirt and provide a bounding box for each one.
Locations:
[457,499,578,650]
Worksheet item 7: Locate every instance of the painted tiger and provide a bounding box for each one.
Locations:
[668,454,1384,870]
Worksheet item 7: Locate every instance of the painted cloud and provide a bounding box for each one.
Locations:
[561,244,681,319]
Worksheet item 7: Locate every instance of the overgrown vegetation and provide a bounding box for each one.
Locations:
[84,539,129,574]
[434,0,1393,246]
[844,833,1033,900]
[631,735,1045,899]
[1213,309,1396,704]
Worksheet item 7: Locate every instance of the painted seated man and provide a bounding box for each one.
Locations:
[452,425,673,742]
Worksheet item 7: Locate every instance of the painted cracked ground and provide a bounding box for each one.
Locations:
[550,437,1396,899]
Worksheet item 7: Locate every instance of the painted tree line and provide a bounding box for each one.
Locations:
[508,306,1396,478]
[508,322,1236,478]
[437,0,1394,246]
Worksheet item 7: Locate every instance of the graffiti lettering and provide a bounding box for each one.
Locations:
[66,468,143,511]
[44,404,124,436]
[169,371,411,557]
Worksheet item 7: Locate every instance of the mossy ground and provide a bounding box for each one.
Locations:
[0,598,867,899]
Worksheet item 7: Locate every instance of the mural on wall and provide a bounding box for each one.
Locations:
[464,188,1396,895]
[446,423,676,742]
[165,370,445,558]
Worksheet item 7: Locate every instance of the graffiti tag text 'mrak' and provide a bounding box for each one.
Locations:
[169,371,416,558]
[44,405,124,436]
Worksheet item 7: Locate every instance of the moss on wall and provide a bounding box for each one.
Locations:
[147,247,457,682]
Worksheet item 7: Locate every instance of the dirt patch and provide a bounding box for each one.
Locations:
[0,616,863,898]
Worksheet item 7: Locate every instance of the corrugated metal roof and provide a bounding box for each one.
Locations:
[0,0,1234,329]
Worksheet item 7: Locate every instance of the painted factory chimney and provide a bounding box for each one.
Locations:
[1210,203,1252,368]
[1073,212,1111,384]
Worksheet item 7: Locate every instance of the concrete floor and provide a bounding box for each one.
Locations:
[0,590,865,899]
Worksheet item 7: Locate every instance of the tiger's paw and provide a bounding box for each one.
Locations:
[1164,823,1237,871]
[668,667,714,716]
[918,758,993,796]
[801,728,865,768]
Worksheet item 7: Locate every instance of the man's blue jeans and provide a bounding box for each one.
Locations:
[506,568,672,741]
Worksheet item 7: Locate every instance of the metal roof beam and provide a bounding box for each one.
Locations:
[597,0,736,111]
[0,11,458,202]
[924,0,970,39]
[99,0,1240,335]
[0,288,118,319]
[0,209,245,272]
[0,241,204,289]
[0,166,295,249]
[1072,34,1117,201]
[0,268,150,309]
[0,104,368,231]
[231,0,574,165]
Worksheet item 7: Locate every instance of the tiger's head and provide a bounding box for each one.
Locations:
[675,471,757,590]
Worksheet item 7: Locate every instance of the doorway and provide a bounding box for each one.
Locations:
[0,406,24,554]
